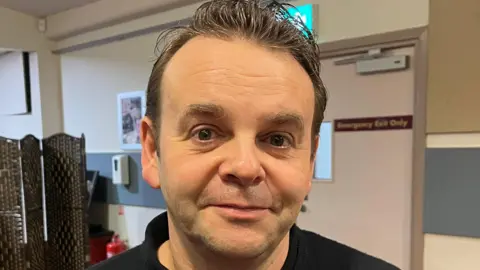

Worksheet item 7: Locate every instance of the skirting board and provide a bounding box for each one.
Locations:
[86,152,166,209]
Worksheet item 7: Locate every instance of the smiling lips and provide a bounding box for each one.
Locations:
[210,203,270,220]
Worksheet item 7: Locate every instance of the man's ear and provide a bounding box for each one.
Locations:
[140,117,161,189]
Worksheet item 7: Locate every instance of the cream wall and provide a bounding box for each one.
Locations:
[424,233,480,270]
[0,7,63,139]
[61,32,165,246]
[61,56,149,152]
[427,134,480,148]
[60,35,156,152]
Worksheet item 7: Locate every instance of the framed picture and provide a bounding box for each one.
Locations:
[117,91,146,150]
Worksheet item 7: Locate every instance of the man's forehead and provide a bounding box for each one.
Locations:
[162,36,311,85]
[160,36,314,115]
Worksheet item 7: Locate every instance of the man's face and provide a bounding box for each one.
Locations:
[144,36,317,257]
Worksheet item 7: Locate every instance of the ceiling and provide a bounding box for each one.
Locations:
[0,0,102,17]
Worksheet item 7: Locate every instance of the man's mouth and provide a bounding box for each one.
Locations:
[209,203,270,220]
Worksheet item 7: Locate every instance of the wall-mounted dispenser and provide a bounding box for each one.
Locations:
[112,155,129,185]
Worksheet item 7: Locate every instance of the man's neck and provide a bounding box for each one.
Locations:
[158,221,290,270]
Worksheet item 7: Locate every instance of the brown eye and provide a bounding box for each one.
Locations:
[269,134,288,147]
[197,129,213,141]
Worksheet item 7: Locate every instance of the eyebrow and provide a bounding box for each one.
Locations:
[177,103,305,137]
[264,112,305,136]
[177,103,227,130]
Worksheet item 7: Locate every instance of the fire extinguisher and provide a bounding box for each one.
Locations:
[106,234,127,258]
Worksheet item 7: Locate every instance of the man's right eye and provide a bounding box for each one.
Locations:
[197,129,213,140]
[191,127,218,142]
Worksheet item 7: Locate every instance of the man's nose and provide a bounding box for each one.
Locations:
[218,139,266,186]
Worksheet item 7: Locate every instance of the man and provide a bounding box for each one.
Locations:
[91,0,399,269]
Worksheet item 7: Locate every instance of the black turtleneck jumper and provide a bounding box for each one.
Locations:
[89,212,399,270]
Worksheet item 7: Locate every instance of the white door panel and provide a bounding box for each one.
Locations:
[297,47,415,270]
[323,47,415,121]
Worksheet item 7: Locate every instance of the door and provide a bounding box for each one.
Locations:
[296,46,415,270]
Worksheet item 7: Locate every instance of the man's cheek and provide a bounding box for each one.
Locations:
[275,167,310,197]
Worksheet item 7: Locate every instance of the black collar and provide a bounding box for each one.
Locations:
[142,212,169,269]
[140,212,299,270]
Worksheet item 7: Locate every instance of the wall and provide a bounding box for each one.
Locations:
[61,32,164,246]
[0,7,44,138]
[61,43,154,152]
[424,233,480,270]
[424,136,480,270]
[426,0,480,133]
[0,7,63,139]
[423,0,480,269]
[88,203,165,247]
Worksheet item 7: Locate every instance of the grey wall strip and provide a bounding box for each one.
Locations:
[87,152,166,209]
[424,148,480,238]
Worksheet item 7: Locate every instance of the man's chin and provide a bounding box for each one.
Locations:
[200,230,271,259]
[186,216,272,257]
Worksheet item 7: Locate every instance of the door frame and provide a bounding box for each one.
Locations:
[317,26,428,270]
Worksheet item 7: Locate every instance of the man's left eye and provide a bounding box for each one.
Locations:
[268,134,291,148]
[197,129,213,141]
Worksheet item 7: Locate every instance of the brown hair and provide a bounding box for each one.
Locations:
[145,0,327,156]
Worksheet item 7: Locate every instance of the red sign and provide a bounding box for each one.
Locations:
[334,115,413,132]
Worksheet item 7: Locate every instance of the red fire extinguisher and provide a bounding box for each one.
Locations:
[106,234,127,258]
